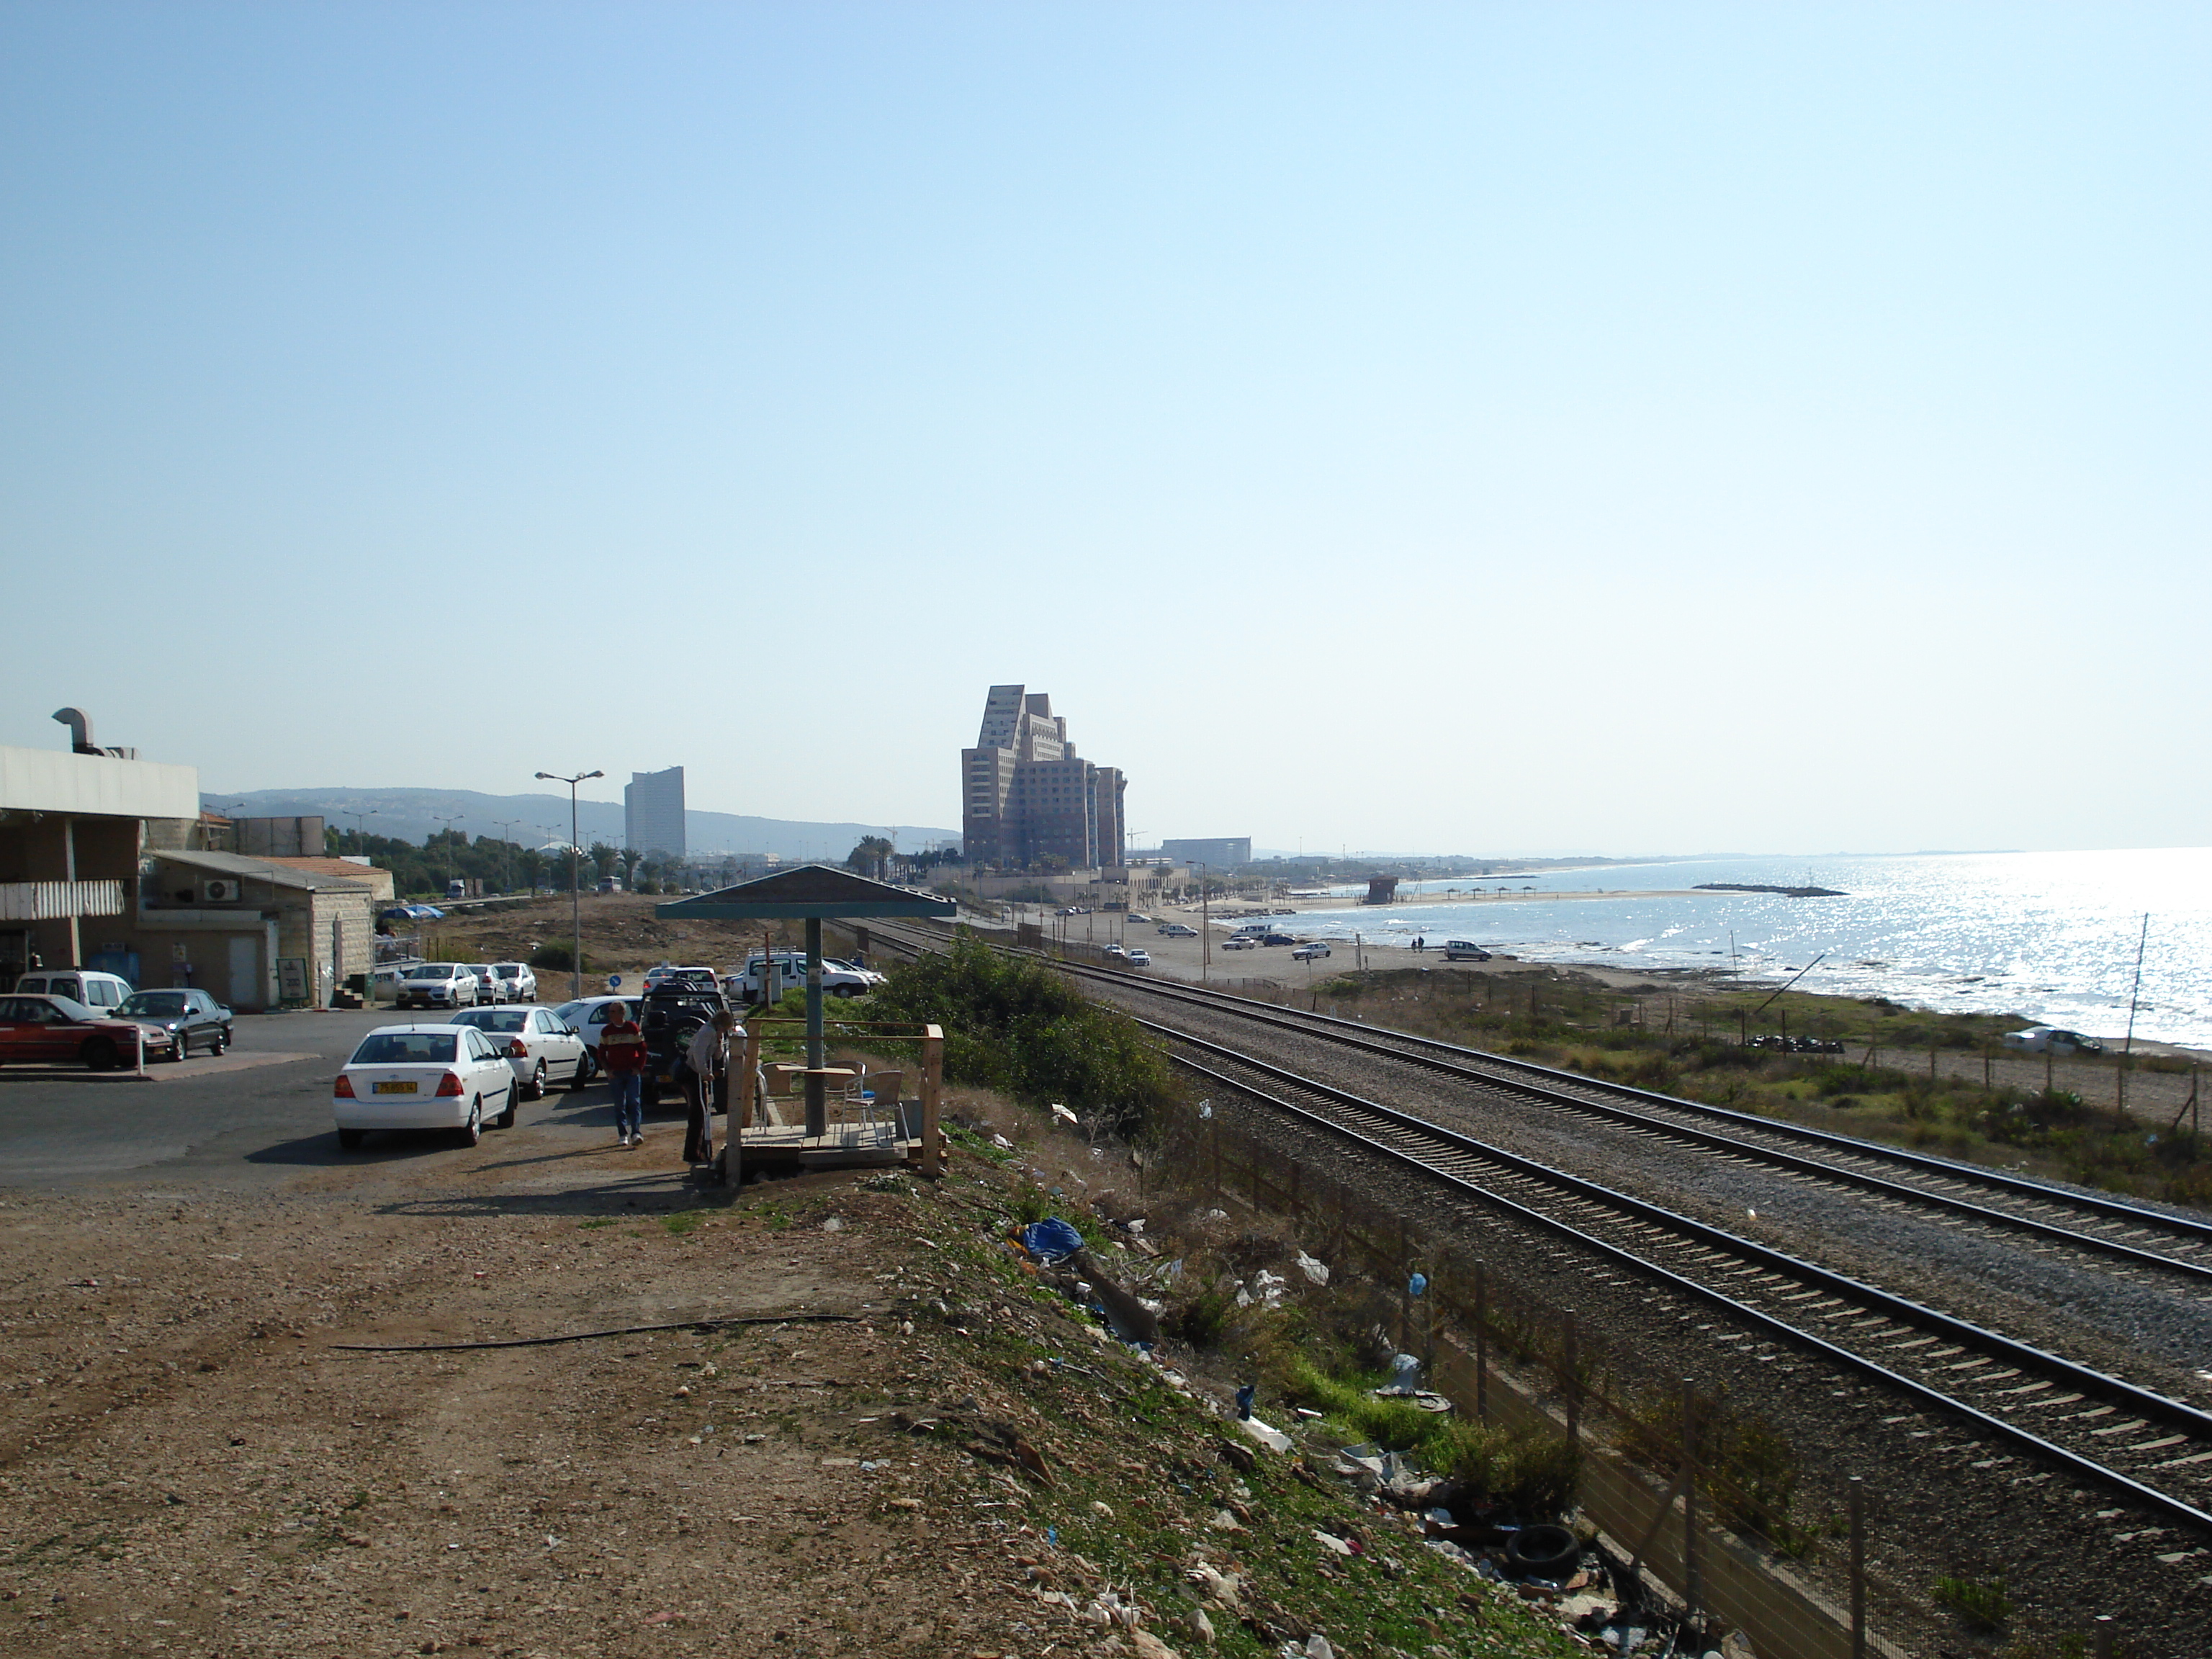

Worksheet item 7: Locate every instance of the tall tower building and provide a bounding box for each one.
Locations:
[960,687,1126,871]
[624,767,685,858]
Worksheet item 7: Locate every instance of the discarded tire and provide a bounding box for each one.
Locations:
[1505,1524,1581,1578]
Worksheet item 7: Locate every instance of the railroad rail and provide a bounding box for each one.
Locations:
[1153,1021,2212,1534]
[868,919,2212,1282]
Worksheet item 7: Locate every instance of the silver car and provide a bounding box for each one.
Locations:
[449,1004,588,1100]
[394,963,480,1010]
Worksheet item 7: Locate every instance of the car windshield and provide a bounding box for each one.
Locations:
[351,1032,458,1065]
[118,993,187,1016]
[493,963,523,974]
[454,1010,529,1033]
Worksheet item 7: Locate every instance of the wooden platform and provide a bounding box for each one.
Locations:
[724,1099,917,1171]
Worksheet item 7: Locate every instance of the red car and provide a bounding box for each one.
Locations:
[0,994,179,1069]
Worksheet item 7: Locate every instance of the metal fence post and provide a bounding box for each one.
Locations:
[1681,1378,1701,1627]
[1563,1309,1580,1444]
[2092,1615,2116,1658]
[1474,1262,1489,1419]
[1848,1476,1866,1659]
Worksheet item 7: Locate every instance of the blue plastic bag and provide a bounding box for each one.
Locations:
[1021,1217,1086,1264]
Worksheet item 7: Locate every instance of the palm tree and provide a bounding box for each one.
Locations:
[848,835,895,881]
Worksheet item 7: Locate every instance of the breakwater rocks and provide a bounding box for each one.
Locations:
[1692,882,1848,899]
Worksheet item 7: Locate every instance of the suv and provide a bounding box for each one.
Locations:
[637,984,730,1105]
[1442,940,1491,961]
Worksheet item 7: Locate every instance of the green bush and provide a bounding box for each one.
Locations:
[529,943,591,972]
[870,933,1179,1137]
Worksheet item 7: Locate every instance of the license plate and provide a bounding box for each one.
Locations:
[374,1081,418,1094]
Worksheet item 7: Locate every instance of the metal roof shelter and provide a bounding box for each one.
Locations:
[657,866,954,1134]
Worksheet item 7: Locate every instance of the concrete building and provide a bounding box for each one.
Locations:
[624,767,685,859]
[1161,837,1251,868]
[133,850,382,1011]
[961,688,1128,872]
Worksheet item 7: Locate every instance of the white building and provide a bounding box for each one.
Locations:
[624,767,685,859]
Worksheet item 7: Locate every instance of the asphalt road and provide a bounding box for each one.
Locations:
[0,1009,622,1193]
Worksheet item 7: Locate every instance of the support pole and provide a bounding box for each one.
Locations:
[1563,1309,1580,1445]
[803,915,827,1138]
[1681,1378,1701,1628]
[919,1024,943,1177]
[1474,1262,1488,1419]
[1848,1476,1866,1659]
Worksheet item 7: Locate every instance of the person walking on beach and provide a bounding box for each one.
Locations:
[599,1004,648,1148]
[683,1008,739,1166]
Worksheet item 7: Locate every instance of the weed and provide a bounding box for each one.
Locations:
[1933,1573,2012,1631]
[659,1211,706,1236]
[577,1217,616,1230]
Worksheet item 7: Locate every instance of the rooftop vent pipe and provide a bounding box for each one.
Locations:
[52,707,135,760]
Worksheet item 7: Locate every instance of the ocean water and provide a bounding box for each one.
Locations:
[1267,850,2212,1048]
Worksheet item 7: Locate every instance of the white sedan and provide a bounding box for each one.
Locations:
[491,962,538,1002]
[392,963,480,1010]
[333,1023,518,1149]
[449,1004,589,1099]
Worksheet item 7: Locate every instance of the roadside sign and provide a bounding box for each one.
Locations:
[609,974,622,989]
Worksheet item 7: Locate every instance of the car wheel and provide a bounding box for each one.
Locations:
[166,1033,188,1062]
[522,1063,545,1102]
[338,1128,365,1150]
[215,1028,231,1054]
[569,1050,595,1090]
[460,1102,482,1147]
[83,1037,118,1071]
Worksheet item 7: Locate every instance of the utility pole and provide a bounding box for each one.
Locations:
[1200,863,1210,981]
[535,770,603,998]
[490,818,524,894]
[339,807,377,855]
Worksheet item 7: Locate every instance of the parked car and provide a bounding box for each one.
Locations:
[726,953,875,1004]
[1159,923,1197,938]
[1125,913,1154,925]
[1125,948,1152,968]
[2001,1027,2105,1056]
[114,989,233,1058]
[550,994,642,1081]
[462,963,505,1004]
[1290,942,1331,961]
[1442,940,1492,961]
[0,993,180,1068]
[643,964,721,992]
[449,1004,588,1099]
[1259,932,1298,947]
[332,1024,518,1148]
[393,963,480,1010]
[824,958,886,989]
[491,962,537,1002]
[13,969,133,1010]
[1104,943,1127,959]
[1220,937,1257,951]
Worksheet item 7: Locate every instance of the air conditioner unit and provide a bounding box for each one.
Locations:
[201,879,241,904]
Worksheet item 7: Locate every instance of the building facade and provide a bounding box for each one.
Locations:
[624,767,685,858]
[1160,837,1251,868]
[960,687,1128,871]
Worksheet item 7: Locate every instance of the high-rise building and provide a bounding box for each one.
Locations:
[624,767,685,858]
[1161,837,1250,868]
[961,687,1127,871]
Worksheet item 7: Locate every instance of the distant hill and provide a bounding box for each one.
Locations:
[205,788,958,860]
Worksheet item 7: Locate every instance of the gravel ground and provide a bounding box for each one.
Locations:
[1080,979,2212,1655]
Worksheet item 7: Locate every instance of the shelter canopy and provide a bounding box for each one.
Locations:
[654,864,956,922]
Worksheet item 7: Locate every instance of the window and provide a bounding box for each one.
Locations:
[350,1033,457,1065]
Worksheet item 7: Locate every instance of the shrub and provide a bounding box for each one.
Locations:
[529,943,592,972]
[869,933,1179,1138]
[1933,1573,2011,1632]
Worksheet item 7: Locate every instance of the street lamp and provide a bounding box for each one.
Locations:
[429,814,465,890]
[535,770,603,998]
[490,818,523,894]
[339,807,377,855]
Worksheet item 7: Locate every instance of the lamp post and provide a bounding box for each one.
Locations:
[535,771,603,998]
[339,807,377,855]
[490,818,523,894]
[429,814,465,891]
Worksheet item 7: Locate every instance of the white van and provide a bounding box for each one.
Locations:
[725,952,876,1004]
[15,969,134,1010]
[1442,940,1492,961]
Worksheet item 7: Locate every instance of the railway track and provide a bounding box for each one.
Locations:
[863,918,2212,1536]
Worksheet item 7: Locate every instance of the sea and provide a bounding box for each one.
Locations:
[1267,850,2212,1050]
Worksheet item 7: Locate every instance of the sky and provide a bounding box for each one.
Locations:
[4,2,2206,858]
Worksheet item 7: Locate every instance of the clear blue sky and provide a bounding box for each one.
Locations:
[4,3,2205,855]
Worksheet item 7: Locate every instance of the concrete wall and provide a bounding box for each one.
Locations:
[0,745,199,820]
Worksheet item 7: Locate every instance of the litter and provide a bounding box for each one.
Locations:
[1294,1251,1329,1285]
[1200,1208,1228,1223]
[1313,1529,1354,1555]
[1406,1271,1428,1297]
[1051,1103,1079,1127]
[1236,1416,1292,1453]
[1380,1352,1423,1393]
[991,1133,1015,1149]
[1234,1383,1256,1419]
[1125,1218,1146,1235]
[1019,1218,1087,1264]
[821,1216,844,1232]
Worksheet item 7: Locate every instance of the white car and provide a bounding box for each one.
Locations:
[726,953,876,1004]
[333,1023,518,1149]
[393,963,480,1010]
[1220,937,1257,951]
[2001,1026,2105,1056]
[1290,942,1331,961]
[552,995,642,1078]
[1104,943,1127,958]
[491,962,537,1002]
[464,963,504,1004]
[825,958,886,988]
[1125,948,1152,967]
[449,1004,589,1098]
[1159,923,1197,938]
